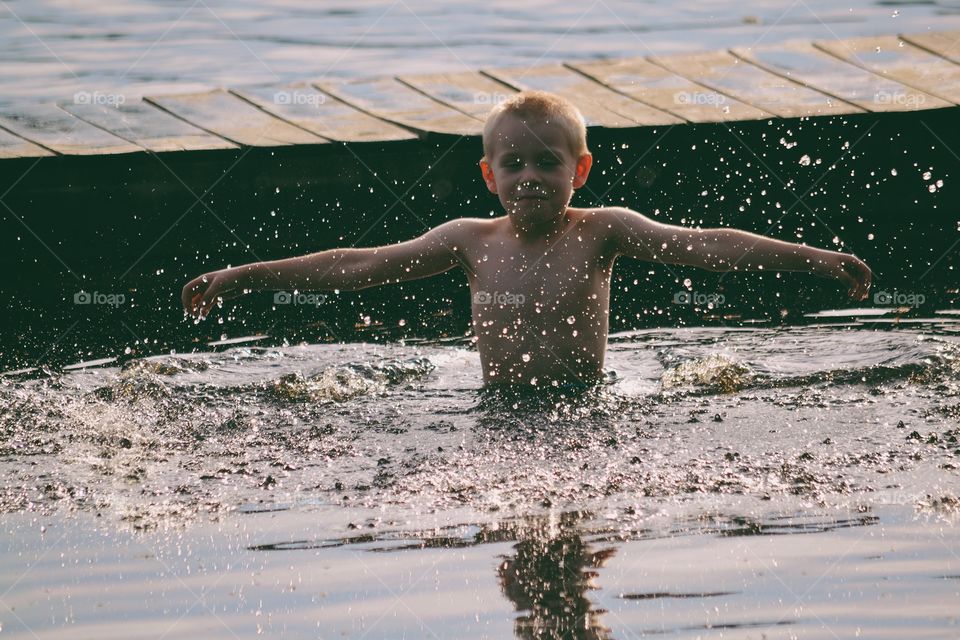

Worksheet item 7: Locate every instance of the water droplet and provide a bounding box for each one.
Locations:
[683,278,692,288]
[890,168,897,176]
[867,233,875,240]
[521,353,531,362]
[923,171,932,180]
[799,154,811,166]
[566,316,576,324]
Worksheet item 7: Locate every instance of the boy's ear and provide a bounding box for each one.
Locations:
[572,153,593,189]
[479,159,498,194]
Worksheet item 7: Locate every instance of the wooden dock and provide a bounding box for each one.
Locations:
[1,29,957,159]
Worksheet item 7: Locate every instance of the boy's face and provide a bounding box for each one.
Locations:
[480,113,592,230]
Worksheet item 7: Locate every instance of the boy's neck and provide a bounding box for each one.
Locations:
[508,208,573,244]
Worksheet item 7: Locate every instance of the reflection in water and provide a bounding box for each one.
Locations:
[496,512,615,640]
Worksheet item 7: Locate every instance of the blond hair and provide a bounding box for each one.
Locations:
[481,90,589,161]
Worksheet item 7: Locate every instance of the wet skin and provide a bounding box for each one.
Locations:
[460,209,616,386]
[470,113,608,385]
[182,114,872,387]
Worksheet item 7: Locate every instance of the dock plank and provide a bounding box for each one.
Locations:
[482,64,682,127]
[231,83,415,143]
[62,100,237,153]
[814,36,960,106]
[317,77,482,136]
[567,58,769,123]
[733,42,951,113]
[0,104,142,155]
[651,50,861,118]
[900,30,960,64]
[147,90,327,147]
[398,71,517,120]
[0,126,54,158]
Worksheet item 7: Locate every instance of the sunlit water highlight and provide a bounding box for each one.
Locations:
[2,321,959,637]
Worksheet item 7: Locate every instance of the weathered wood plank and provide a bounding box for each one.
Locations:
[0,126,54,158]
[62,100,237,153]
[815,35,960,106]
[397,71,517,120]
[147,90,328,147]
[733,42,951,113]
[317,77,482,136]
[900,30,960,64]
[231,83,415,143]
[482,64,682,127]
[651,50,862,118]
[0,104,143,155]
[567,57,770,123]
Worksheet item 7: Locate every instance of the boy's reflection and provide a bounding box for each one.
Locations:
[495,512,616,639]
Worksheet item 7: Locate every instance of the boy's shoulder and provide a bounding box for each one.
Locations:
[431,215,500,238]
[568,205,641,229]
[432,207,644,240]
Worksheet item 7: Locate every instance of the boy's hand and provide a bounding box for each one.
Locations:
[822,253,872,301]
[181,269,244,318]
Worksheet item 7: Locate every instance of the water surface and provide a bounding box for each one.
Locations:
[2,320,959,637]
[2,0,959,106]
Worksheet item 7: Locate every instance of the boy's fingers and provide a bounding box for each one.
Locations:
[187,292,203,316]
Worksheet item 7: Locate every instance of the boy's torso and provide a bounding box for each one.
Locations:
[455,208,616,385]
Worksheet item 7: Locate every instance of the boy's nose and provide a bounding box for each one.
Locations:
[517,169,542,187]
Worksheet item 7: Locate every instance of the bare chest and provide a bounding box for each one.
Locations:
[464,228,614,331]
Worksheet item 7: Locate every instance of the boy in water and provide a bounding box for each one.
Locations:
[182,91,871,387]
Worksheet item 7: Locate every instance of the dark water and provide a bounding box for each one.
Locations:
[2,320,959,637]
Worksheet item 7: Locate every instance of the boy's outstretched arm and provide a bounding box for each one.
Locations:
[181,219,468,317]
[602,207,872,300]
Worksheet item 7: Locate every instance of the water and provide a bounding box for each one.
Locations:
[2,0,960,106]
[2,1,960,636]
[2,320,959,637]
